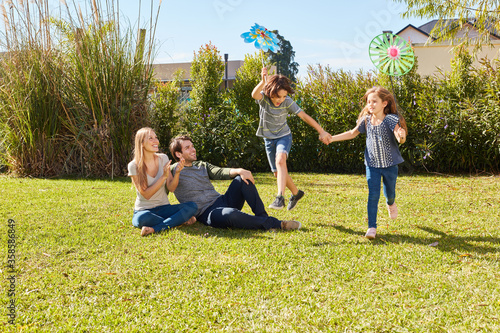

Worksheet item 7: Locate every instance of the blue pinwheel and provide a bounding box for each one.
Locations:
[241,23,279,53]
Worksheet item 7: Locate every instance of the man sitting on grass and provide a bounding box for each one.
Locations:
[168,135,301,231]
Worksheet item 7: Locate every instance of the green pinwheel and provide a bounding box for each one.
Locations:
[369,32,415,76]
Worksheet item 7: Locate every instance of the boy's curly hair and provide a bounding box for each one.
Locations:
[263,74,294,97]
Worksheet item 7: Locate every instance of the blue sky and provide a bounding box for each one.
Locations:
[140,0,431,77]
[50,1,432,77]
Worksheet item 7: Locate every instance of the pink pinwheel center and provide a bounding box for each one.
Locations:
[387,46,400,59]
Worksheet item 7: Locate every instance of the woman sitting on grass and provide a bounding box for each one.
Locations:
[128,127,197,236]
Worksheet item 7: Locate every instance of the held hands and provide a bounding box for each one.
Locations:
[319,130,333,145]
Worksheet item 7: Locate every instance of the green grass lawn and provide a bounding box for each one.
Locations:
[1,173,499,332]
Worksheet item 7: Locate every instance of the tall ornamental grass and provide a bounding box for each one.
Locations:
[0,0,158,177]
[0,1,68,176]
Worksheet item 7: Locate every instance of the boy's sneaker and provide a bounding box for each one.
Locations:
[365,228,376,239]
[269,195,285,210]
[387,203,398,219]
[287,190,305,211]
[281,220,302,231]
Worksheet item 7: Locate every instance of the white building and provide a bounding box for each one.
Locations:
[396,19,500,76]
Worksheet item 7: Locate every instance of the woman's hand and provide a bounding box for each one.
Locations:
[165,158,186,192]
[163,159,172,180]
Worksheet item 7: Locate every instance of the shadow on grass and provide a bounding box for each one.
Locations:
[175,222,306,240]
[329,224,500,255]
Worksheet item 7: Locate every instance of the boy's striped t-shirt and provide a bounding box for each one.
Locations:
[256,94,302,139]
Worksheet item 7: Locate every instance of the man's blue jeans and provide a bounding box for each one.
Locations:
[199,176,282,230]
[366,165,398,229]
[132,202,197,233]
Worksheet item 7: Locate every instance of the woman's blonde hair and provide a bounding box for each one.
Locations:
[133,127,154,191]
[358,86,407,133]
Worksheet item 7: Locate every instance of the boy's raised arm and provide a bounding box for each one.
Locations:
[251,67,267,100]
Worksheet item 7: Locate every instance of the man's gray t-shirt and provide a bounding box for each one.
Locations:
[171,161,231,217]
[256,94,302,139]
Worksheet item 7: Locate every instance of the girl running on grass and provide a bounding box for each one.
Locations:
[252,67,331,211]
[128,127,197,236]
[327,86,407,239]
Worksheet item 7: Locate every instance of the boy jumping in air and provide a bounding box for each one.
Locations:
[252,67,331,210]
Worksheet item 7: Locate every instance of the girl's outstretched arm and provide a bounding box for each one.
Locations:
[328,127,360,144]
[394,124,406,144]
[251,67,267,100]
[328,118,363,144]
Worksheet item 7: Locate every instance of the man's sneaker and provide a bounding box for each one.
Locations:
[269,195,285,210]
[287,190,305,211]
[387,203,398,219]
[281,220,302,231]
[365,227,376,239]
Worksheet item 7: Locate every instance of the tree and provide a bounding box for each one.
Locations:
[190,42,225,112]
[266,31,299,82]
[184,43,230,165]
[396,0,500,51]
[149,69,185,150]
[231,52,273,119]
